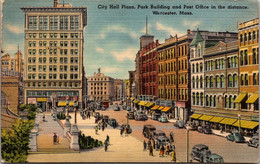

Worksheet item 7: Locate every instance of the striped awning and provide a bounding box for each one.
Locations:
[58,101,74,107]
[232,120,259,129]
[138,101,148,106]
[162,107,171,112]
[209,116,224,123]
[190,113,202,119]
[133,100,140,104]
[219,118,238,125]
[130,97,135,101]
[145,102,155,108]
[151,105,160,110]
[234,93,247,103]
[198,115,214,121]
[158,106,165,110]
[246,94,259,103]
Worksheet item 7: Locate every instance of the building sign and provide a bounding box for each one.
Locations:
[176,101,186,108]
[37,98,47,102]
[28,98,37,104]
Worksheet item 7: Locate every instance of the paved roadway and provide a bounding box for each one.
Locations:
[95,104,259,163]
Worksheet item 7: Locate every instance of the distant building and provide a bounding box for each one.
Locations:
[114,79,124,100]
[1,51,24,74]
[124,79,130,98]
[87,68,115,101]
[21,0,87,110]
[128,71,136,98]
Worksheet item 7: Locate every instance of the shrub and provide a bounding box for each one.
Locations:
[78,131,103,149]
[57,112,66,120]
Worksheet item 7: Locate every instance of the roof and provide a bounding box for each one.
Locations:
[140,34,154,38]
[193,144,208,149]
[190,30,204,46]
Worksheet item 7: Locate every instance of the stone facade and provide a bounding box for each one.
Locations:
[114,79,124,100]
[21,1,87,110]
[87,69,114,101]
[1,51,24,74]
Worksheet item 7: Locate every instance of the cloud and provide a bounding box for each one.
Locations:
[102,67,120,73]
[155,22,182,36]
[141,24,151,34]
[183,20,201,30]
[96,47,104,53]
[2,44,18,53]
[96,24,138,40]
[110,48,138,62]
[6,24,24,34]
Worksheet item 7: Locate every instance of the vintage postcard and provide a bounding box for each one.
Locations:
[1,0,259,163]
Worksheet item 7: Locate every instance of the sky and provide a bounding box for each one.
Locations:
[1,0,258,79]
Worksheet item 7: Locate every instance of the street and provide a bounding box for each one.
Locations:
[27,104,259,163]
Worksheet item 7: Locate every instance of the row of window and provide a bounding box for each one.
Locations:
[29,41,79,47]
[205,58,225,71]
[192,62,203,73]
[89,78,110,81]
[27,81,79,88]
[28,16,79,30]
[142,86,156,96]
[240,48,259,66]
[158,88,188,101]
[158,59,188,73]
[90,91,107,95]
[158,44,188,61]
[204,74,238,88]
[28,49,79,56]
[27,73,78,80]
[142,75,156,83]
[28,65,78,72]
[90,87,107,90]
[90,83,107,86]
[28,33,80,39]
[240,73,259,86]
[239,30,258,43]
[142,64,156,73]
[28,57,78,63]
[141,52,156,63]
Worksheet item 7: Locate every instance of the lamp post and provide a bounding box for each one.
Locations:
[187,127,190,163]
[66,96,70,117]
[73,96,78,124]
[238,113,241,134]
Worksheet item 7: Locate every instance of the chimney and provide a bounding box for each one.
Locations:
[187,29,191,34]
[54,0,58,7]
[98,68,101,73]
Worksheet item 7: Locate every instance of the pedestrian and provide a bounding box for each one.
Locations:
[147,140,151,150]
[143,140,147,151]
[102,123,105,131]
[170,132,174,143]
[149,145,153,156]
[165,144,170,155]
[53,133,57,144]
[125,126,128,136]
[104,140,108,151]
[160,145,165,157]
[95,126,98,135]
[106,135,110,144]
[120,127,124,136]
[171,149,176,162]
[152,138,155,149]
[43,114,46,122]
[56,134,59,144]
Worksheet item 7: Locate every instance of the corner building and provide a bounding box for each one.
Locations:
[21,0,87,110]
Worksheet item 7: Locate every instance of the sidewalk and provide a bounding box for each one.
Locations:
[212,129,251,142]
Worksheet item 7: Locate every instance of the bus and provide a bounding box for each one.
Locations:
[102,101,110,108]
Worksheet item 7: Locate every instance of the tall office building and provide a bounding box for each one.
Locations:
[21,0,87,111]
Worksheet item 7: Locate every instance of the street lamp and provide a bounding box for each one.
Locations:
[66,96,70,117]
[238,113,241,134]
[186,126,190,163]
[73,96,78,124]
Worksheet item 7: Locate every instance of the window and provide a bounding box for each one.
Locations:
[50,16,58,30]
[225,96,229,108]
[192,93,195,105]
[200,63,203,72]
[233,74,238,87]
[220,75,225,88]
[196,93,199,105]
[196,76,199,88]
[240,51,243,66]
[192,77,195,88]
[253,73,257,85]
[244,33,247,42]
[39,16,48,30]
[60,16,69,30]
[228,74,232,87]
[253,48,257,64]
[206,95,209,106]
[241,74,244,86]
[210,76,214,88]
[245,74,248,86]
[249,32,251,41]
[213,96,216,107]
[244,50,248,65]
[28,16,37,30]
[70,16,79,30]
[192,64,195,73]
[216,76,220,88]
[253,31,256,40]
[200,76,203,88]
[234,56,238,67]
[240,34,243,42]
[200,93,203,106]
[206,76,209,88]
[196,63,199,73]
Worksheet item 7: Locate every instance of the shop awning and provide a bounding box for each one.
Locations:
[151,105,160,110]
[246,94,259,103]
[133,100,140,104]
[232,120,259,129]
[138,101,148,106]
[130,97,135,101]
[158,106,165,110]
[58,101,74,107]
[145,102,155,108]
[162,107,171,112]
[219,118,237,125]
[209,116,224,123]
[234,93,247,103]
[198,115,214,121]
[190,113,202,119]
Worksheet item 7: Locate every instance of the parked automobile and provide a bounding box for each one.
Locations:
[152,113,161,120]
[153,130,166,140]
[94,112,100,118]
[143,124,156,139]
[198,125,212,134]
[158,115,168,123]
[185,121,199,130]
[247,135,259,148]
[103,115,109,123]
[226,132,246,143]
[205,153,224,163]
[174,120,185,128]
[114,106,120,111]
[108,118,118,128]
[121,124,132,134]
[135,114,147,121]
[155,136,170,147]
[190,144,211,163]
[127,112,135,119]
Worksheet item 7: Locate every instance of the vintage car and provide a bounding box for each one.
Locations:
[158,116,168,123]
[114,106,120,111]
[103,115,109,123]
[108,118,118,128]
[205,153,224,163]
[155,136,170,148]
[153,130,166,140]
[135,114,147,121]
[197,125,212,134]
[152,113,161,120]
[226,132,246,143]
[190,144,212,163]
[247,135,259,148]
[174,120,185,128]
[143,124,156,139]
[127,112,135,119]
